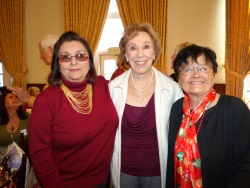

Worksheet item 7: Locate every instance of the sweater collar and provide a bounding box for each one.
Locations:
[61,73,90,92]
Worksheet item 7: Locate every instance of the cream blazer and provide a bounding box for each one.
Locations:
[108,67,184,188]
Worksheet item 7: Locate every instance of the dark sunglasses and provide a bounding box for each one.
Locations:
[58,54,89,62]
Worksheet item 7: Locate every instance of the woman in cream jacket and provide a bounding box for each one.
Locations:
[109,22,183,188]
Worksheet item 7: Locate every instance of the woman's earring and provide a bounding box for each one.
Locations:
[125,54,128,62]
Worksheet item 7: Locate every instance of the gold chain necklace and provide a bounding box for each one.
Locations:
[60,83,93,114]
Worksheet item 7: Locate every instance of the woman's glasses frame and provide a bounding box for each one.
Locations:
[58,54,89,62]
[180,65,212,76]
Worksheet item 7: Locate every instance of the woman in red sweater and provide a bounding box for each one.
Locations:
[29,31,118,188]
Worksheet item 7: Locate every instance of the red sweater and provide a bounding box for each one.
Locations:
[29,76,118,188]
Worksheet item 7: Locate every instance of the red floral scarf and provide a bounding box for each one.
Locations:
[174,89,216,188]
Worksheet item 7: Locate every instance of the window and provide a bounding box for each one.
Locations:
[0,62,13,87]
[95,0,124,80]
[99,54,118,80]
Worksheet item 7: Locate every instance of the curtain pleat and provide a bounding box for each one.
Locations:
[0,0,26,88]
[225,0,250,98]
[64,0,110,54]
[116,0,168,72]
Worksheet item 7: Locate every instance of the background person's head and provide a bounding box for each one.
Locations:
[171,42,192,69]
[48,31,97,86]
[39,34,59,65]
[116,53,130,71]
[27,86,40,97]
[118,22,162,67]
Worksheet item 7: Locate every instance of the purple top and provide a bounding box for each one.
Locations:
[121,94,160,176]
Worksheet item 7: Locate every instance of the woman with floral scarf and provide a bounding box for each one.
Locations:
[166,44,250,188]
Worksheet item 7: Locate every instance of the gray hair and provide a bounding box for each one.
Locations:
[39,34,59,50]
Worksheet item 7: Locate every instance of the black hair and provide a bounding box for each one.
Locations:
[0,86,7,95]
[0,90,28,125]
[173,44,218,79]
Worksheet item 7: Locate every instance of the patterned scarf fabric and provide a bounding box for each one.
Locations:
[174,89,216,188]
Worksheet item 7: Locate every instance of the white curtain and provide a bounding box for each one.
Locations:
[2,63,13,86]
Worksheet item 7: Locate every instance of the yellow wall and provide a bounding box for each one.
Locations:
[167,0,225,83]
[26,0,225,84]
[26,0,64,84]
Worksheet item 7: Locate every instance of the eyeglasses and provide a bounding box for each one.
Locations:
[58,54,89,62]
[180,66,211,76]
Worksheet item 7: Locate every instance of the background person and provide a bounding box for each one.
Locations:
[0,89,29,161]
[110,55,130,81]
[109,22,184,188]
[39,34,59,91]
[166,44,250,187]
[27,86,40,97]
[39,34,59,66]
[22,86,40,112]
[8,34,59,106]
[28,31,118,187]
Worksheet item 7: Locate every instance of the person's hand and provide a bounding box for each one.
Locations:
[8,86,31,103]
[10,181,17,188]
